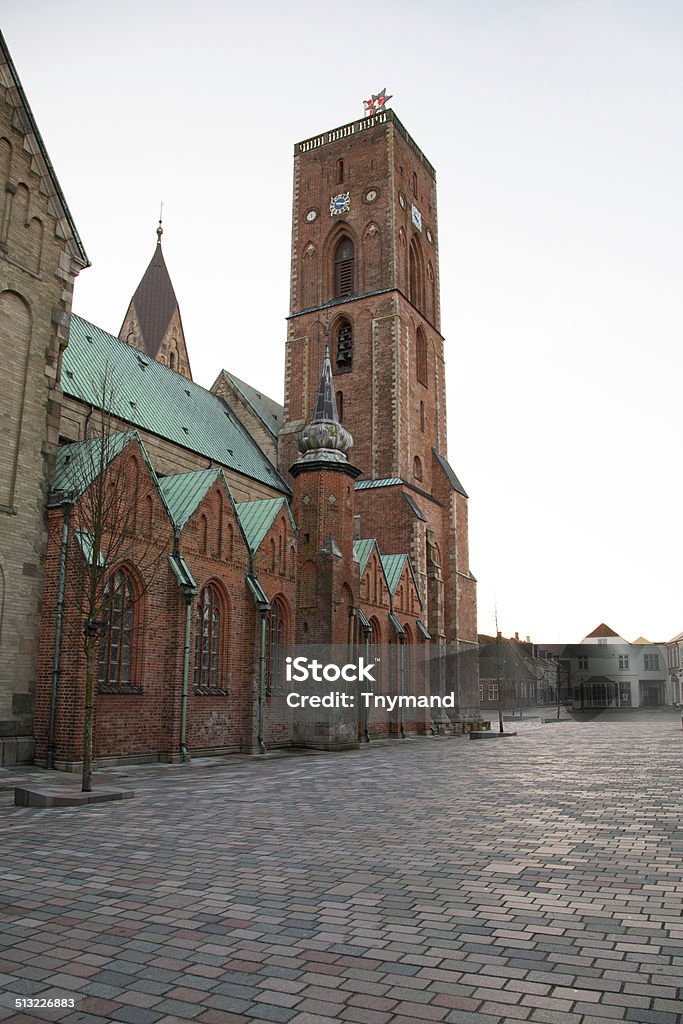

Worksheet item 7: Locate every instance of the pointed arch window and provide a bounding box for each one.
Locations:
[416,327,428,387]
[336,319,353,371]
[336,390,344,421]
[336,158,344,184]
[334,236,355,298]
[194,584,222,690]
[409,237,424,311]
[413,455,423,481]
[97,569,137,691]
[267,597,287,691]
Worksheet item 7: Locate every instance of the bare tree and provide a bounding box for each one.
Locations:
[49,371,168,791]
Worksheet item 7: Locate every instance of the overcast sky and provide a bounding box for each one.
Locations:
[4,1,681,644]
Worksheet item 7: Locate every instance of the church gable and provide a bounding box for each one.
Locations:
[165,472,245,565]
[211,371,282,468]
[356,540,390,609]
[244,502,297,583]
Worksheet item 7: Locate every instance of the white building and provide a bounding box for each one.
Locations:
[568,623,670,708]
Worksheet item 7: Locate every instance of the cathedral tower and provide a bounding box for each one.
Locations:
[279,108,445,491]
[278,108,477,659]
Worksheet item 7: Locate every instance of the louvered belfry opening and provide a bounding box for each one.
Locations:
[334,236,354,298]
[336,319,353,370]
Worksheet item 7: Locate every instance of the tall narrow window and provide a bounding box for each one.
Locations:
[416,327,427,386]
[420,400,425,432]
[336,158,344,184]
[267,597,286,691]
[97,569,135,689]
[194,584,221,689]
[413,455,423,481]
[334,237,354,298]
[336,390,344,421]
[409,237,424,311]
[336,319,353,371]
[412,171,418,196]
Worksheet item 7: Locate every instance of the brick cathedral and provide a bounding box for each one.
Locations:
[0,32,477,768]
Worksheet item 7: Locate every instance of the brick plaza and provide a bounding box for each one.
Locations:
[1,714,682,1024]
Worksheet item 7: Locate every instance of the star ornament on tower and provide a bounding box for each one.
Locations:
[363,88,393,117]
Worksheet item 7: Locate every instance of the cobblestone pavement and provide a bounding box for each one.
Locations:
[0,714,682,1024]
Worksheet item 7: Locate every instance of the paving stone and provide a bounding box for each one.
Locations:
[2,723,682,1024]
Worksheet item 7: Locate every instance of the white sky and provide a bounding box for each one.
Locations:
[4,1,681,644]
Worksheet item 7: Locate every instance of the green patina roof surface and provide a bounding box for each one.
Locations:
[52,431,136,501]
[355,478,403,490]
[225,372,283,438]
[159,469,225,530]
[63,315,288,494]
[381,554,408,596]
[236,498,294,554]
[353,538,377,576]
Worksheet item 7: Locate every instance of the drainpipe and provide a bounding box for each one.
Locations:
[258,608,268,754]
[399,638,406,739]
[180,588,193,762]
[363,624,371,743]
[47,500,70,770]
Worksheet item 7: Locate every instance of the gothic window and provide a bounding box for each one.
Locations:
[97,569,136,690]
[409,237,424,311]
[336,319,353,371]
[420,400,425,432]
[194,584,222,689]
[426,261,436,323]
[336,390,344,421]
[336,158,344,184]
[413,455,423,481]
[267,597,287,691]
[334,236,354,298]
[169,350,176,370]
[416,327,428,386]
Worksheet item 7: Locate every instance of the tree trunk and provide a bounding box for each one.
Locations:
[82,634,96,792]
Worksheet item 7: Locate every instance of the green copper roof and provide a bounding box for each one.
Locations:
[236,497,295,554]
[355,478,403,490]
[159,469,224,531]
[51,431,137,502]
[353,538,377,576]
[381,553,408,596]
[224,372,283,438]
[63,315,289,495]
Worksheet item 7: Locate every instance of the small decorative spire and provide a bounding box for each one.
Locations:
[294,345,354,467]
[156,201,164,245]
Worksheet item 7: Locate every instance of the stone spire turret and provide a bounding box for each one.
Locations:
[292,345,358,476]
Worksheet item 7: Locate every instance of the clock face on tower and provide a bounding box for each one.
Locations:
[329,192,351,216]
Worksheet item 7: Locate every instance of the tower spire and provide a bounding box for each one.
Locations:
[291,346,359,477]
